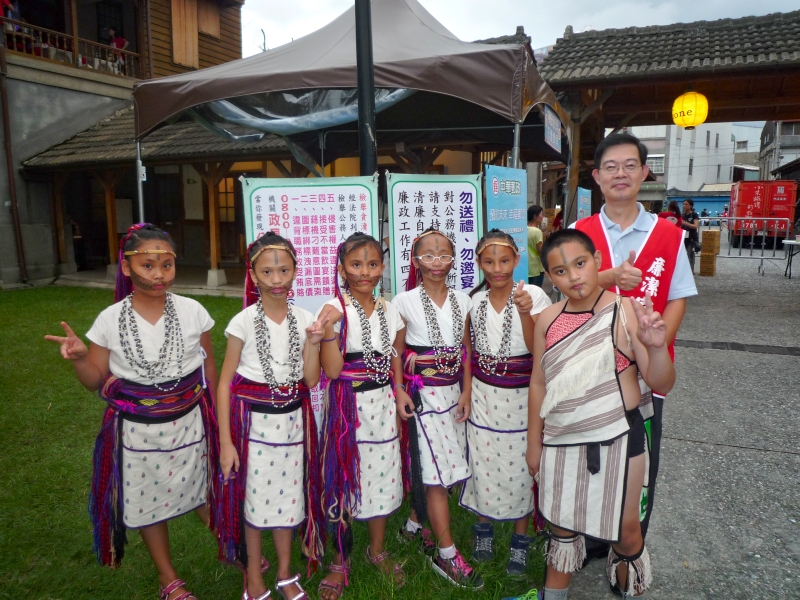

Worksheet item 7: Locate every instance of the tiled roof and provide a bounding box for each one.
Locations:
[23,107,288,170]
[539,10,800,87]
[474,26,532,47]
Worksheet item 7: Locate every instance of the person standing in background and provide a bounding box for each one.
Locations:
[682,199,700,274]
[527,206,545,287]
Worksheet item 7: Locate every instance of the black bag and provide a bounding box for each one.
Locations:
[692,240,702,253]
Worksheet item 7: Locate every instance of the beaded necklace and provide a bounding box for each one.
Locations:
[474,288,516,376]
[254,301,302,400]
[118,292,185,391]
[347,293,392,384]
[418,286,463,376]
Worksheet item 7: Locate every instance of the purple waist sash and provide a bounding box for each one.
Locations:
[215,375,324,569]
[471,353,534,388]
[90,368,218,567]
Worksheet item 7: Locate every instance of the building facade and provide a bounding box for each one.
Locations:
[1,0,244,286]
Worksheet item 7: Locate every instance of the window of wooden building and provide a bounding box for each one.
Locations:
[171,0,198,68]
[198,0,220,38]
[218,177,236,222]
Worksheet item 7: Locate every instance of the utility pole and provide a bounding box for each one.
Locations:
[354,0,377,176]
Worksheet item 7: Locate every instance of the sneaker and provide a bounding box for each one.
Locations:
[501,590,541,600]
[397,526,437,559]
[397,526,419,545]
[506,533,533,576]
[432,550,484,590]
[471,522,494,563]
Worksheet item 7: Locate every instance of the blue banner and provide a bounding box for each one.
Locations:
[485,165,528,282]
[577,186,592,220]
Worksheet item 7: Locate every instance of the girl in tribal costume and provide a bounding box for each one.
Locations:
[45,223,219,600]
[313,232,406,600]
[459,229,551,576]
[216,232,325,600]
[393,228,483,591]
[525,230,676,600]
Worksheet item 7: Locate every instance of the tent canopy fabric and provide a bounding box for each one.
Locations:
[133,0,570,153]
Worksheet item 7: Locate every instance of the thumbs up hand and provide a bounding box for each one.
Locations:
[615,250,642,291]
[512,280,533,314]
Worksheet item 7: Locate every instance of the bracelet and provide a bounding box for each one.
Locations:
[321,337,337,343]
[394,383,406,391]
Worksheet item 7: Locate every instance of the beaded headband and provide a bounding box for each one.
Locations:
[476,241,520,256]
[249,244,296,265]
[123,249,177,257]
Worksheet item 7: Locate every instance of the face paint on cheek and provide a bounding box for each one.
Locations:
[129,267,173,292]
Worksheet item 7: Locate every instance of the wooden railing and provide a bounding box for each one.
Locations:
[2,17,141,78]
[77,38,141,78]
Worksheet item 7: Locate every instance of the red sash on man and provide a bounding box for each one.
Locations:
[575,213,683,360]
[575,212,684,537]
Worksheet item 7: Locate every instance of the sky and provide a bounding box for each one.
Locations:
[240,0,797,57]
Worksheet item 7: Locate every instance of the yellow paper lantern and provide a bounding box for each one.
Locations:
[672,91,708,130]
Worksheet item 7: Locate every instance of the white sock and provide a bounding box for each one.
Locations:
[439,544,457,559]
[405,518,421,534]
[544,588,569,600]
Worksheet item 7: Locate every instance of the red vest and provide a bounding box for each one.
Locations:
[575,213,683,361]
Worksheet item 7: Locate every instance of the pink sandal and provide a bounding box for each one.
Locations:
[242,589,271,600]
[158,579,197,600]
[275,573,309,600]
[317,561,349,600]
[365,547,406,588]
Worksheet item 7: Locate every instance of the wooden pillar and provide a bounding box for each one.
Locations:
[135,0,146,78]
[93,169,126,265]
[193,161,233,270]
[69,0,79,67]
[51,172,68,264]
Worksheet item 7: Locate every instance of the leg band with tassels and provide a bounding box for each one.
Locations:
[546,532,586,574]
[607,543,652,597]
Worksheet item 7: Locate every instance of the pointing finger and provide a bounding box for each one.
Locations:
[61,321,77,337]
[645,293,654,313]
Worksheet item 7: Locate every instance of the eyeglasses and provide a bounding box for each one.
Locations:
[415,254,454,264]
[600,162,641,174]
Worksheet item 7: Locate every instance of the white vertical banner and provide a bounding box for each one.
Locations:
[387,173,483,295]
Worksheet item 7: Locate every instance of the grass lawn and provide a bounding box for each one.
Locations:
[0,286,544,600]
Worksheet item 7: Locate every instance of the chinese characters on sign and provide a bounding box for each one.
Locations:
[388,174,482,294]
[544,105,562,154]
[485,165,528,281]
[243,177,379,316]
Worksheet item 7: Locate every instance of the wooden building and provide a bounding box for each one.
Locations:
[0,0,245,285]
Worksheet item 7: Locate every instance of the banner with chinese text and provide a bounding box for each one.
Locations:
[485,165,528,282]
[387,173,482,295]
[242,176,379,422]
[242,176,380,314]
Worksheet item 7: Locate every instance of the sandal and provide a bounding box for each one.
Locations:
[317,561,349,600]
[365,547,406,588]
[242,590,271,600]
[158,579,197,600]
[275,573,309,600]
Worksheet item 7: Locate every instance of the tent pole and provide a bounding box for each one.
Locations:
[511,123,521,169]
[136,141,145,221]
[355,0,377,176]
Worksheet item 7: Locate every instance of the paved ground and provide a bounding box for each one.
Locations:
[568,239,800,599]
